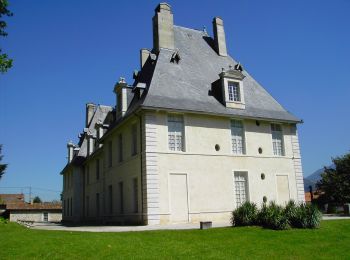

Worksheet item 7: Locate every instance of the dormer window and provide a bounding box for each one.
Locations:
[228,81,241,102]
[219,65,245,109]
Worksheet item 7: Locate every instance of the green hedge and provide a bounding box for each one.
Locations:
[232,200,322,230]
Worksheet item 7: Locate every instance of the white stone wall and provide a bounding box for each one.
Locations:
[10,211,62,222]
[149,112,303,224]
[83,115,143,223]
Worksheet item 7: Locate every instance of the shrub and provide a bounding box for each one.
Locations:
[290,203,322,229]
[232,202,258,226]
[0,217,8,224]
[257,201,289,230]
[284,200,297,225]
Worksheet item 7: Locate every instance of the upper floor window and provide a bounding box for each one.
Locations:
[131,124,137,156]
[271,124,284,156]
[168,114,184,151]
[96,159,100,180]
[86,166,90,185]
[108,141,112,167]
[231,120,245,154]
[118,134,123,162]
[228,81,241,102]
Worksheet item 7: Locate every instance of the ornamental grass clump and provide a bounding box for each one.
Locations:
[258,201,289,230]
[232,201,258,226]
[290,203,322,229]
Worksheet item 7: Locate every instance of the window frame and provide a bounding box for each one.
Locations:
[118,133,123,162]
[271,123,285,156]
[167,114,185,152]
[96,159,100,180]
[131,124,137,156]
[234,171,249,208]
[231,119,246,155]
[228,81,241,102]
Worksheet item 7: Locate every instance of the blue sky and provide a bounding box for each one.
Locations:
[1,0,349,201]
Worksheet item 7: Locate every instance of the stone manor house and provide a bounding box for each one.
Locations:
[61,3,305,225]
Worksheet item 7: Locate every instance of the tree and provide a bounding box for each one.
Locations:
[0,144,7,180]
[33,196,42,203]
[316,152,350,206]
[0,0,13,73]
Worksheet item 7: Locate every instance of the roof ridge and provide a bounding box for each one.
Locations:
[173,25,205,34]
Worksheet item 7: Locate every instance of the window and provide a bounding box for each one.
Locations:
[168,114,184,151]
[118,134,123,162]
[234,172,249,207]
[133,178,138,213]
[131,124,137,156]
[231,120,245,154]
[86,196,90,217]
[228,81,241,102]
[271,124,284,156]
[119,182,124,214]
[96,193,100,217]
[108,185,113,214]
[96,159,100,180]
[108,141,112,167]
[86,166,90,185]
[70,197,73,216]
[43,212,48,222]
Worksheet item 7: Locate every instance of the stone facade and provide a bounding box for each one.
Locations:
[61,3,305,225]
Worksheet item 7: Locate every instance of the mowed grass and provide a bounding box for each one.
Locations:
[1,220,349,259]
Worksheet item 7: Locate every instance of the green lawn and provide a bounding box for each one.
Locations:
[1,220,349,259]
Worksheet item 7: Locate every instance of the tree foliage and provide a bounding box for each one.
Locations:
[0,0,13,73]
[33,196,42,203]
[316,152,350,205]
[0,144,7,180]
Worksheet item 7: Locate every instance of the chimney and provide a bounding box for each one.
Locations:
[86,134,94,156]
[152,3,174,52]
[140,48,150,68]
[67,141,75,163]
[86,103,96,127]
[212,17,227,56]
[113,77,128,119]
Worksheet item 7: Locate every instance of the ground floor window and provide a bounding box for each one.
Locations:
[119,182,124,214]
[43,212,48,222]
[234,171,249,207]
[96,193,100,217]
[133,178,138,213]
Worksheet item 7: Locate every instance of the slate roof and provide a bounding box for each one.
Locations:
[76,105,113,158]
[141,26,300,123]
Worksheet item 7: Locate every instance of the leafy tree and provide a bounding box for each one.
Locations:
[316,152,350,206]
[0,0,13,73]
[33,196,42,203]
[0,144,7,180]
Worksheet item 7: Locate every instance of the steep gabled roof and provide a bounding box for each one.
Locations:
[141,26,300,122]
